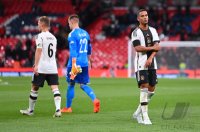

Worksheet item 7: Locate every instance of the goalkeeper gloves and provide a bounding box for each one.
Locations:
[70,58,82,80]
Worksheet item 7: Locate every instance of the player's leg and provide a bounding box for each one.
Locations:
[61,67,75,113]
[133,83,150,124]
[133,70,151,124]
[148,69,158,102]
[133,71,145,123]
[51,85,61,112]
[133,104,143,123]
[80,84,96,101]
[78,67,100,113]
[148,86,155,102]
[20,74,45,116]
[61,81,75,113]
[51,85,62,117]
[140,83,152,125]
[20,85,39,116]
[47,74,61,117]
[80,83,100,113]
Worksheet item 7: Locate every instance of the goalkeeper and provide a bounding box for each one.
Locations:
[61,14,100,113]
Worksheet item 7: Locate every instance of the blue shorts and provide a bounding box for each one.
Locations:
[66,66,90,84]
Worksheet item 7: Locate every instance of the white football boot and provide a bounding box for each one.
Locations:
[133,113,144,124]
[53,110,62,118]
[20,109,34,116]
[142,114,152,125]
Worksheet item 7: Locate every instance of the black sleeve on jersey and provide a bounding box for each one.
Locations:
[132,40,141,47]
[153,40,160,43]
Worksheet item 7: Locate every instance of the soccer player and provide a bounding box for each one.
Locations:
[131,9,160,125]
[20,16,61,117]
[61,14,100,113]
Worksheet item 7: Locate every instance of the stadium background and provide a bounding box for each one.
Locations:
[0,0,200,77]
[0,1,200,132]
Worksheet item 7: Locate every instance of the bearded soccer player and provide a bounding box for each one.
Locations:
[131,9,160,125]
[61,14,100,113]
[20,16,61,117]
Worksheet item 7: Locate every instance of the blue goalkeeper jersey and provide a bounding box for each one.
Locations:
[67,28,91,67]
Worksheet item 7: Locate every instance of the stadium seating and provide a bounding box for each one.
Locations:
[0,38,19,46]
[87,17,128,69]
[2,0,33,15]
[0,0,200,69]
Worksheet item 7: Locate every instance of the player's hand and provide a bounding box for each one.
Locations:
[145,58,153,68]
[70,65,82,80]
[70,58,82,80]
[33,64,39,75]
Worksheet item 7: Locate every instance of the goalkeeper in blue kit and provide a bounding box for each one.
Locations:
[61,14,100,113]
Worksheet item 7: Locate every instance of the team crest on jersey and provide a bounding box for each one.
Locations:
[140,75,145,80]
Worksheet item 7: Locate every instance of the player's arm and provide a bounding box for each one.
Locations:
[133,40,160,52]
[34,48,42,75]
[134,44,158,52]
[34,35,42,75]
[69,39,81,80]
[147,29,160,58]
[131,30,159,52]
[145,29,161,67]
[145,42,160,67]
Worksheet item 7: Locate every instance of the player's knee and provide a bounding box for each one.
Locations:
[30,90,38,100]
[148,85,155,92]
[68,81,75,86]
[51,85,59,90]
[32,85,39,91]
[140,83,149,88]
[52,87,61,97]
[80,83,86,90]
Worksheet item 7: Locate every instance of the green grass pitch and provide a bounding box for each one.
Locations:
[0,77,199,132]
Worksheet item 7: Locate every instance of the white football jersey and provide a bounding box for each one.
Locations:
[131,26,160,72]
[35,31,58,74]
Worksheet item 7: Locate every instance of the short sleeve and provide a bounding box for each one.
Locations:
[35,34,43,48]
[131,29,141,47]
[152,28,160,43]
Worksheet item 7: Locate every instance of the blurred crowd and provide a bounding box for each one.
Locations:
[0,39,35,68]
[157,47,200,70]
[101,2,200,41]
[0,0,105,68]
[0,0,200,69]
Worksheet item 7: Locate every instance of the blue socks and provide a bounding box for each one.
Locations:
[66,84,75,108]
[66,83,96,108]
[80,85,96,101]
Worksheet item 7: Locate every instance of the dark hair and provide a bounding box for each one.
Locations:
[137,9,148,17]
[39,16,50,27]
